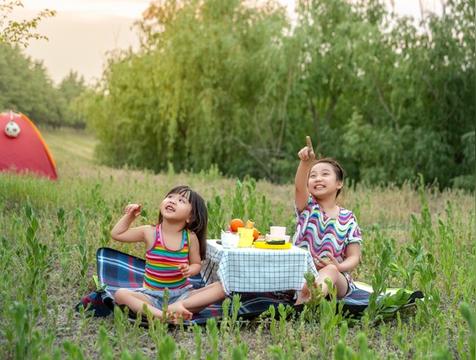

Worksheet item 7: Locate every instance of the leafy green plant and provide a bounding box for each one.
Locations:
[460,303,476,359]
[205,318,219,360]
[4,302,44,360]
[24,203,50,315]
[365,235,395,322]
[231,180,246,220]
[75,208,89,285]
[54,207,67,250]
[231,342,248,360]
[220,294,241,339]
[207,195,226,238]
[156,335,177,360]
[437,202,457,293]
[316,280,346,352]
[97,326,114,360]
[192,324,203,360]
[63,341,86,360]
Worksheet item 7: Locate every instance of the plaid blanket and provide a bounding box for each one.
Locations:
[76,247,423,325]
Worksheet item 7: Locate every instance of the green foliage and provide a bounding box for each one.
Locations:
[205,318,220,360]
[97,326,114,360]
[0,0,55,47]
[1,1,88,127]
[56,71,88,128]
[0,43,61,125]
[0,2,88,127]
[290,0,475,188]
[86,0,295,178]
[365,234,395,321]
[0,43,89,127]
[4,302,42,360]
[335,332,377,360]
[83,0,474,189]
[460,303,476,360]
[206,178,276,237]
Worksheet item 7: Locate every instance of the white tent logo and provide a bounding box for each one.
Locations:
[5,119,21,138]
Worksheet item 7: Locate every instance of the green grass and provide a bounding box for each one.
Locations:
[43,128,96,164]
[0,128,474,359]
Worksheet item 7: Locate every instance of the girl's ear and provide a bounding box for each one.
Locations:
[337,181,343,190]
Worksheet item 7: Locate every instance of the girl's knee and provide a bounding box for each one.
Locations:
[321,264,339,276]
[114,288,131,304]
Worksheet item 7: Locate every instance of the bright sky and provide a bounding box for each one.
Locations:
[15,0,442,85]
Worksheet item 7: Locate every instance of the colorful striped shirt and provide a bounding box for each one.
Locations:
[293,196,362,263]
[143,225,190,290]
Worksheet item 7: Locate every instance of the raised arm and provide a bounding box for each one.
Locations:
[295,136,316,212]
[110,204,148,243]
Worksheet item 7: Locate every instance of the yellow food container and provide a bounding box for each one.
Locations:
[253,241,292,250]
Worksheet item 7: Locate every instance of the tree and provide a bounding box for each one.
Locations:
[57,71,88,128]
[84,0,475,189]
[0,0,55,47]
[86,0,294,178]
[0,43,63,126]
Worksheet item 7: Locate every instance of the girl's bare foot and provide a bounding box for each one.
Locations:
[295,286,311,305]
[167,301,193,323]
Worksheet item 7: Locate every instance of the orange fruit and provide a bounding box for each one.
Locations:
[252,228,260,240]
[245,220,255,229]
[230,218,245,233]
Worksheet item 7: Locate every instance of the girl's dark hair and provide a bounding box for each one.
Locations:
[159,185,208,259]
[312,157,345,198]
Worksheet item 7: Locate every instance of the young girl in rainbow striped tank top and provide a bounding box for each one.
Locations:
[111,185,208,319]
[294,137,362,304]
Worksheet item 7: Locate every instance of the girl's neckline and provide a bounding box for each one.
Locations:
[310,195,341,218]
[158,224,186,252]
[320,205,342,220]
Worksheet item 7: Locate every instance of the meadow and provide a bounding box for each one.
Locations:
[0,128,474,359]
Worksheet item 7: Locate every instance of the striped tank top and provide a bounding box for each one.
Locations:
[143,225,191,290]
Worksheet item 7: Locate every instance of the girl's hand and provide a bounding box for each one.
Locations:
[178,263,192,277]
[298,136,316,162]
[315,254,341,271]
[124,204,142,218]
[314,257,326,270]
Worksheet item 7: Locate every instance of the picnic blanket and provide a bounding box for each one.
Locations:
[76,247,424,325]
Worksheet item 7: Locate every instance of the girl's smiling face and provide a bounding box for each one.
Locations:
[308,162,343,199]
[160,192,192,223]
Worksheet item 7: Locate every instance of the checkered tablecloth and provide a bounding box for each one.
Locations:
[201,240,318,294]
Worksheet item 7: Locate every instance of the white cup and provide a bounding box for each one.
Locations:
[269,226,286,237]
[221,231,239,249]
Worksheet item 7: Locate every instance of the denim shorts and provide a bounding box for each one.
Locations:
[341,272,357,298]
[135,285,192,309]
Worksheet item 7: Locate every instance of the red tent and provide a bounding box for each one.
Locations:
[0,111,58,180]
